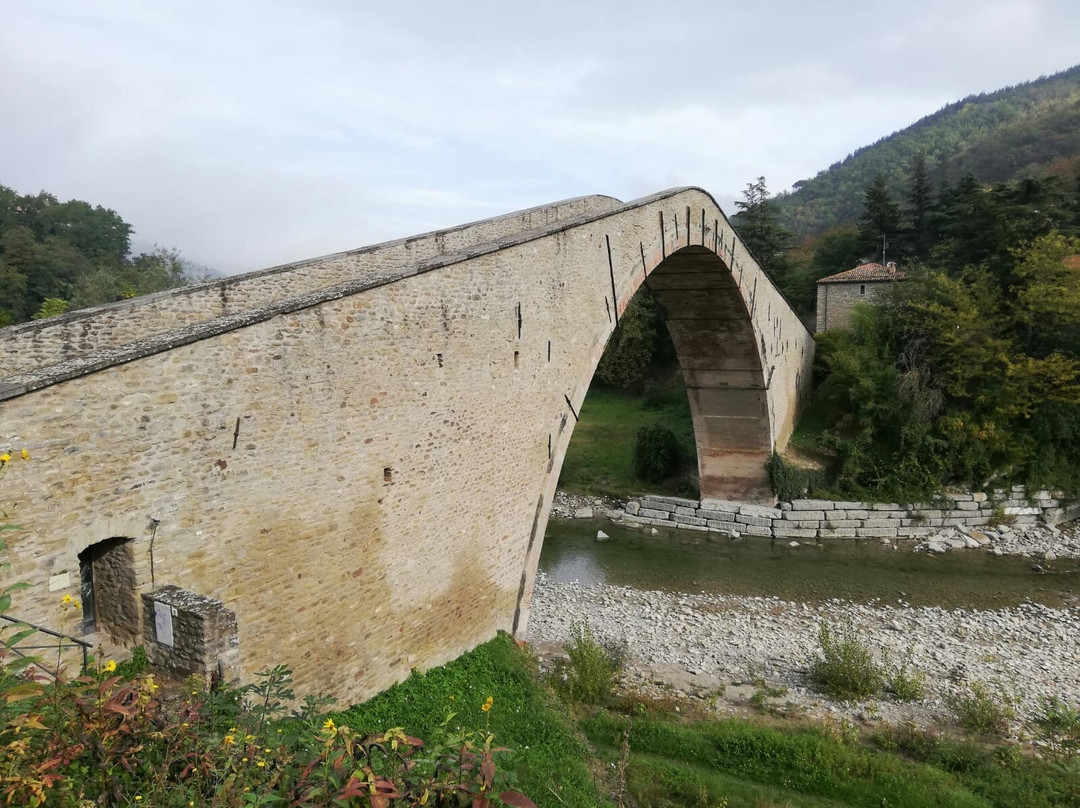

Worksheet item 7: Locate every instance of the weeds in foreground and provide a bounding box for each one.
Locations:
[1034,696,1080,759]
[548,622,623,706]
[886,647,927,702]
[809,621,885,699]
[946,680,1017,736]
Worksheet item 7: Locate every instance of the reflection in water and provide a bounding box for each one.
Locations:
[540,519,1080,610]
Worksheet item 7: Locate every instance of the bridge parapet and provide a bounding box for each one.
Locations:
[0,194,620,380]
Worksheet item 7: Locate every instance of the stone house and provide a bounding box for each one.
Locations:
[815,261,905,332]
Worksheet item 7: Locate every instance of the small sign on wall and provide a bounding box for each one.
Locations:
[48,572,71,592]
[154,601,174,647]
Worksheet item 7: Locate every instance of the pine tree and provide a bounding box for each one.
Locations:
[857,174,903,262]
[906,153,935,258]
[734,176,792,276]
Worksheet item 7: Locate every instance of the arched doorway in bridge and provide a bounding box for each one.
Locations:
[561,244,773,503]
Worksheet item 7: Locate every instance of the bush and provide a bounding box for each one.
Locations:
[810,621,884,700]
[766,451,828,501]
[633,423,683,483]
[1032,696,1080,758]
[946,681,1016,736]
[549,622,622,706]
[886,649,927,702]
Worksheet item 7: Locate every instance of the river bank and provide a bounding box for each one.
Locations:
[528,571,1080,733]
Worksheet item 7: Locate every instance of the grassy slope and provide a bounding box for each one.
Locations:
[336,633,605,808]
[584,712,1079,808]
[335,637,1079,808]
[557,382,697,498]
[775,64,1080,235]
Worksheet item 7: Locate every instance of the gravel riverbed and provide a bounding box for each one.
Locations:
[528,569,1080,729]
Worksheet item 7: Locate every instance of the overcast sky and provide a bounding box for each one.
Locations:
[2,1,1078,273]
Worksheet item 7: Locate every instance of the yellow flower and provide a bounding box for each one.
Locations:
[62,594,74,605]
[256,760,266,768]
[481,696,493,713]
[104,660,117,672]
[0,454,9,464]
[323,718,335,731]
[20,449,28,461]
[223,734,235,746]
[242,757,248,763]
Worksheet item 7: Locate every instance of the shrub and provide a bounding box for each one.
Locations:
[809,621,884,700]
[886,648,927,702]
[946,681,1016,735]
[633,423,683,483]
[549,622,622,706]
[766,451,827,501]
[1033,695,1080,758]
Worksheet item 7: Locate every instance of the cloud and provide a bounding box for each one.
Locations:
[0,0,1077,272]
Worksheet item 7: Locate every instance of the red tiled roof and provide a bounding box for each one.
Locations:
[817,262,906,284]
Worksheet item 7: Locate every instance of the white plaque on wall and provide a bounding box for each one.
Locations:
[154,601,174,647]
[48,572,71,592]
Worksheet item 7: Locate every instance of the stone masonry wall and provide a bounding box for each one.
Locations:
[1,187,813,704]
[621,487,1078,539]
[0,195,621,379]
[141,586,239,682]
[816,280,895,332]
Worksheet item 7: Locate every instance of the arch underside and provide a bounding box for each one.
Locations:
[647,247,772,502]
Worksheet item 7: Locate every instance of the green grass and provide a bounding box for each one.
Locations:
[336,633,605,808]
[583,712,1080,808]
[558,382,697,498]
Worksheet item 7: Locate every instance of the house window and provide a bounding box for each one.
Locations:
[859,284,866,295]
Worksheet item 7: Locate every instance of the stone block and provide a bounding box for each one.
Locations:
[735,514,772,528]
[142,586,239,682]
[699,498,743,513]
[705,520,740,533]
[953,501,980,511]
[823,519,861,528]
[674,506,697,516]
[672,514,707,527]
[638,508,672,520]
[640,499,676,513]
[856,527,898,538]
[945,492,974,502]
[844,510,869,519]
[698,508,737,522]
[644,496,700,508]
[773,525,818,538]
[819,528,857,538]
[870,502,902,511]
[782,510,824,521]
[742,524,773,536]
[739,503,783,520]
[832,501,865,510]
[1004,506,1040,516]
[790,499,834,511]
[971,492,988,502]
[676,522,709,532]
[625,501,641,515]
[877,510,907,519]
[861,518,896,529]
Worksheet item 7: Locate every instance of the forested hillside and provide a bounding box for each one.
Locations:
[0,184,203,326]
[776,64,1080,236]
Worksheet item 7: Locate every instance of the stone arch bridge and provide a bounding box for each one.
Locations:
[1,187,813,702]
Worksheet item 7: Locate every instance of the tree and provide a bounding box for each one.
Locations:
[595,290,664,389]
[906,153,935,258]
[857,174,903,261]
[734,177,792,276]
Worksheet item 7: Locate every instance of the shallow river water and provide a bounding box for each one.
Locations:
[540,518,1080,609]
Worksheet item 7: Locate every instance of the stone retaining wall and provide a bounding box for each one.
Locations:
[620,487,1078,540]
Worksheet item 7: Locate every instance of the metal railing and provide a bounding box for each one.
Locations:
[1,614,91,679]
